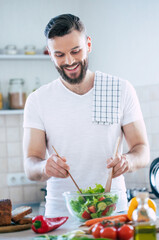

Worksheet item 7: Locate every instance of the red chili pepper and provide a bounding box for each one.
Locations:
[32,215,68,233]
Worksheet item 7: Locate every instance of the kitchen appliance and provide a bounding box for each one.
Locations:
[126,188,148,202]
[149,158,159,198]
[127,158,159,202]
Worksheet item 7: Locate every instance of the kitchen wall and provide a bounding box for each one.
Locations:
[1,0,159,91]
[0,0,159,204]
[0,114,46,203]
[124,83,159,191]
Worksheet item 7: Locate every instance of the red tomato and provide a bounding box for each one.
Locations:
[117,224,134,240]
[81,210,91,220]
[92,223,104,238]
[102,203,116,216]
[100,226,117,239]
[101,206,110,216]
[88,205,96,213]
[99,196,106,201]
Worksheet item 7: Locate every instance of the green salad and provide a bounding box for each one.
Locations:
[70,184,118,220]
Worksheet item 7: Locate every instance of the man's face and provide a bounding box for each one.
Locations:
[47,30,92,84]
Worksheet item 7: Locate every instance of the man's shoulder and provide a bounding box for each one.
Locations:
[38,78,59,92]
[30,78,60,97]
[27,78,59,101]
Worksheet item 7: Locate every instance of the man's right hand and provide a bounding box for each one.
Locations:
[44,154,70,178]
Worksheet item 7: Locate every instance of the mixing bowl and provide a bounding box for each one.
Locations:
[63,191,119,221]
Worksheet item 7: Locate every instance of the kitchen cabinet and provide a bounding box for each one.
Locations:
[0,53,50,115]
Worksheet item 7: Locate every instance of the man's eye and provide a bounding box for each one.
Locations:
[55,53,64,57]
[72,49,81,54]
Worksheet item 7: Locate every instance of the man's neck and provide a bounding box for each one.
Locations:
[60,70,95,95]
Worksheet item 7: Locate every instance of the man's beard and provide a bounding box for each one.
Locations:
[55,58,88,85]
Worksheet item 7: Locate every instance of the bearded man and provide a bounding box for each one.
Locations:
[23,14,149,217]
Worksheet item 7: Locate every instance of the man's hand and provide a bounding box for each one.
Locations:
[44,154,70,178]
[107,154,131,178]
[106,119,150,179]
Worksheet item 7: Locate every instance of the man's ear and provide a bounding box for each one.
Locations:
[87,36,92,53]
[47,46,54,61]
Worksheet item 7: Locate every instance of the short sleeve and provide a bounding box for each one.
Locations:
[121,81,143,126]
[23,92,45,131]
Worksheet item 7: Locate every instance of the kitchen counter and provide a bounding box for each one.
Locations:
[1,202,159,240]
[1,216,159,240]
[0,216,80,240]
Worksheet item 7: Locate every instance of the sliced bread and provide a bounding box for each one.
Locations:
[17,216,32,225]
[11,206,32,223]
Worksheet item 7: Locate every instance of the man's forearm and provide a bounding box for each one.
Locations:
[24,157,50,182]
[126,143,150,172]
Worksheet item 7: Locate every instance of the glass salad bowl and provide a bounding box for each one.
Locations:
[63,184,119,221]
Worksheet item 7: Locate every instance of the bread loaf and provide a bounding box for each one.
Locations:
[11,206,32,223]
[0,199,12,226]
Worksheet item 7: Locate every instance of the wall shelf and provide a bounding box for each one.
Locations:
[0,54,50,60]
[0,109,24,115]
[0,53,50,116]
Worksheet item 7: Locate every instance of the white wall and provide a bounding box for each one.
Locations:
[82,0,159,86]
[1,0,159,93]
[1,0,159,203]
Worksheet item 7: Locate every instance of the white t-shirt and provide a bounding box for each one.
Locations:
[23,71,143,217]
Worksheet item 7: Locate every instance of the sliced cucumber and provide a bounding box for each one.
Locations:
[96,201,107,211]
[105,197,113,205]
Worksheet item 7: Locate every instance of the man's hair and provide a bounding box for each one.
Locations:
[44,13,85,39]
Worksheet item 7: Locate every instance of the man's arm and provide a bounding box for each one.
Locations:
[107,119,150,178]
[122,119,150,171]
[23,128,70,182]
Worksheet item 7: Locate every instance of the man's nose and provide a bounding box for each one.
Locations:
[65,54,75,65]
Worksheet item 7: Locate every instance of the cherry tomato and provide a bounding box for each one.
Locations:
[92,223,104,238]
[99,196,105,201]
[88,205,96,213]
[100,226,117,239]
[81,210,91,219]
[117,224,134,240]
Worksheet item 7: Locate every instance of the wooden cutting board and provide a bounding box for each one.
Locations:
[0,223,32,233]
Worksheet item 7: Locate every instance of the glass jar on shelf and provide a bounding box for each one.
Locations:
[24,45,36,55]
[8,78,26,109]
[5,45,17,55]
[132,192,157,240]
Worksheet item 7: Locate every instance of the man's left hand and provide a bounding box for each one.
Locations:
[107,154,131,178]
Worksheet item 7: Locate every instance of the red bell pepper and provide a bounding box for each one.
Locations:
[32,215,68,233]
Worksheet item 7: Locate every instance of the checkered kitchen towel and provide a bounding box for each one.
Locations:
[92,71,121,125]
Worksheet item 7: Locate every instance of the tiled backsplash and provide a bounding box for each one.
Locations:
[0,114,45,204]
[124,83,159,191]
[0,83,159,204]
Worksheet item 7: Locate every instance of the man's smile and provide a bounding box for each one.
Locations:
[64,63,80,72]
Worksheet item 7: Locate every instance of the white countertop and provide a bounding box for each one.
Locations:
[1,201,159,240]
[0,216,81,240]
[1,216,159,240]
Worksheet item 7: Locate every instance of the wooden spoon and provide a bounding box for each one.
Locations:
[105,137,120,193]
[52,145,86,200]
